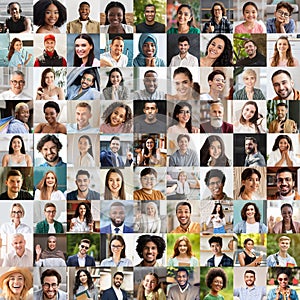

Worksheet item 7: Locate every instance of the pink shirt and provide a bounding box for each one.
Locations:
[234,22,264,33]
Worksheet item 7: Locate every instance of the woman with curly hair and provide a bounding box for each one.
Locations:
[102,67,129,100]
[34,170,66,200]
[100,1,133,33]
[33,0,67,33]
[0,267,33,300]
[137,272,166,300]
[7,38,32,67]
[204,268,227,300]
[167,4,200,34]
[168,236,198,266]
[234,101,266,133]
[200,135,230,166]
[100,101,133,133]
[234,202,268,233]
[73,269,98,300]
[100,235,132,266]
[75,135,95,167]
[237,168,263,200]
[200,34,233,66]
[70,202,93,232]
[206,203,226,233]
[268,135,298,167]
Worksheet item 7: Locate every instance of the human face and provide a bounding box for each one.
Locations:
[113,274,123,288]
[11,206,23,223]
[107,7,123,26]
[242,104,256,121]
[79,204,86,217]
[9,3,21,20]
[8,273,24,296]
[10,74,25,95]
[15,105,29,123]
[110,139,120,153]
[146,138,155,150]
[76,175,90,192]
[209,104,224,119]
[177,106,191,125]
[174,73,193,98]
[40,140,59,163]
[44,205,56,223]
[110,39,124,56]
[244,240,254,251]
[109,205,125,226]
[143,275,157,293]
[209,75,225,93]
[76,107,92,129]
[144,73,158,94]
[276,105,287,120]
[207,38,225,60]
[178,172,187,183]
[75,38,93,60]
[42,276,59,300]
[141,174,157,190]
[44,3,59,26]
[145,6,156,23]
[13,41,22,52]
[45,172,56,188]
[245,139,257,154]
[48,238,56,250]
[244,42,257,58]
[178,136,189,152]
[143,102,158,121]
[81,74,94,89]
[176,271,188,286]
[44,107,58,124]
[79,242,90,255]
[176,205,191,226]
[213,5,223,18]
[276,171,294,196]
[278,138,290,152]
[142,241,158,264]
[178,41,190,55]
[208,176,224,198]
[110,71,122,86]
[110,107,126,127]
[272,73,294,100]
[79,272,88,284]
[277,274,289,288]
[147,204,156,216]
[277,38,289,54]
[44,39,56,52]
[279,239,290,252]
[6,175,23,194]
[111,239,124,255]
[178,240,188,254]
[177,7,192,25]
[281,206,293,223]
[108,172,122,194]
[243,74,256,88]
[78,137,91,154]
[244,272,255,287]
[79,4,90,20]
[244,204,256,220]
[44,71,55,86]
[209,141,222,160]
[275,7,290,23]
[243,4,258,23]
[12,236,25,257]
[143,41,156,57]
[211,276,223,294]
[11,138,22,152]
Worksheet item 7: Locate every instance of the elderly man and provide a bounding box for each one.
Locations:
[0,71,31,100]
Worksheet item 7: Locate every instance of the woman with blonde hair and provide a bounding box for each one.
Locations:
[135,202,161,233]
[34,170,66,200]
[270,36,299,67]
[137,272,166,300]
[168,236,198,266]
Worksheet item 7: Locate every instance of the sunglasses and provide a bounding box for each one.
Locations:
[80,245,89,250]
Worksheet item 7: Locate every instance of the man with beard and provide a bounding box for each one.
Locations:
[244,137,266,167]
[236,39,266,67]
[267,236,297,267]
[132,70,166,100]
[269,102,297,133]
[66,238,95,266]
[269,167,300,200]
[100,201,133,233]
[5,2,31,33]
[135,234,166,266]
[34,269,67,300]
[169,36,199,67]
[168,268,200,300]
[36,134,66,167]
[102,272,128,300]
[7,102,30,133]
[234,270,266,300]
[271,69,300,100]
[200,102,233,133]
[171,201,200,233]
[0,169,33,200]
[67,169,100,200]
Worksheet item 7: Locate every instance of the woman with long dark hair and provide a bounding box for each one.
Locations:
[238,168,262,200]
[73,269,98,300]
[7,38,32,67]
[69,202,93,232]
[75,135,95,167]
[206,203,226,233]
[139,136,161,166]
[238,238,263,266]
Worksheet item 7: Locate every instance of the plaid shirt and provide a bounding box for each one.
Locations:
[206,253,233,267]
[203,17,233,33]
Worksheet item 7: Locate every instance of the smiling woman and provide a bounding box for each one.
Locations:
[204,268,227,300]
[137,272,166,300]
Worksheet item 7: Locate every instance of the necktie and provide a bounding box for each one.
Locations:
[115,228,120,233]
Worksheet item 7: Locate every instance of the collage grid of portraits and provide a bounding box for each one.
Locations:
[1,0,300,299]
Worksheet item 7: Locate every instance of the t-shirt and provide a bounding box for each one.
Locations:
[136,22,165,33]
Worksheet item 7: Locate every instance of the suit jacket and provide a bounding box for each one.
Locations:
[100,150,125,167]
[100,224,134,233]
[66,254,95,267]
[200,121,233,133]
[102,287,127,300]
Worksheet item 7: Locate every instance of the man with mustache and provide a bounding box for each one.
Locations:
[200,102,233,133]
[101,272,128,300]
[244,136,266,167]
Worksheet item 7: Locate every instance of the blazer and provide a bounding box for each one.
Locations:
[66,254,95,267]
[100,150,125,167]
[100,224,134,234]
[101,287,127,300]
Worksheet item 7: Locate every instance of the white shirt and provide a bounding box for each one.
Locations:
[0,89,32,100]
[0,221,32,234]
[3,248,33,267]
[101,51,128,67]
[169,52,199,67]
[246,222,260,233]
[113,286,123,300]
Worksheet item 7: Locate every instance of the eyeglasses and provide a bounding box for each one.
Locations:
[179,110,190,115]
[277,10,290,18]
[209,180,222,186]
[81,76,93,82]
[277,177,292,183]
[80,245,89,250]
[45,210,56,214]
[43,283,58,289]
[12,211,22,214]
[278,277,288,281]
[111,245,123,248]
[214,78,226,84]
[141,177,156,182]
[11,80,25,85]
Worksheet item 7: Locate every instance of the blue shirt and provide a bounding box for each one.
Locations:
[67,85,100,100]
[39,157,66,167]
[234,285,266,300]
[267,287,298,300]
[266,17,295,33]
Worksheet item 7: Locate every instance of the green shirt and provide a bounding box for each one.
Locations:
[167,27,200,33]
[204,294,224,300]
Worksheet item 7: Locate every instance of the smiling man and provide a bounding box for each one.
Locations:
[102,272,128,300]
[7,102,30,134]
[67,238,95,267]
[236,39,266,66]
[6,2,32,33]
[200,70,226,101]
[244,137,266,167]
